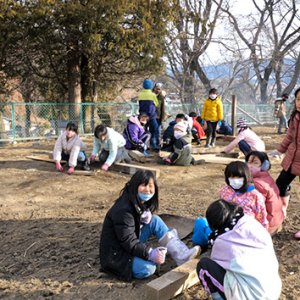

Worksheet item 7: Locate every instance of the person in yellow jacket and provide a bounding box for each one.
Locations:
[201,88,223,148]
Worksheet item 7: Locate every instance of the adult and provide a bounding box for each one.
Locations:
[274,93,289,134]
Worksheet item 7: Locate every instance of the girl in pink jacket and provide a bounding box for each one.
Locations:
[276,87,300,221]
[246,151,284,235]
[219,161,268,229]
[223,118,265,155]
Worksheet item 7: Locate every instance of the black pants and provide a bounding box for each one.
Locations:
[206,121,218,144]
[197,257,226,299]
[276,167,296,196]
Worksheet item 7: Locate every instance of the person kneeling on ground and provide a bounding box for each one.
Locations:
[99,170,200,281]
[163,121,204,166]
[222,118,265,156]
[53,121,90,175]
[90,124,131,171]
[189,112,206,145]
[123,113,151,156]
[197,199,282,300]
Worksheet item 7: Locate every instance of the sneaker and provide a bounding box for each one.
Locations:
[204,144,211,148]
[83,160,91,171]
[210,143,216,147]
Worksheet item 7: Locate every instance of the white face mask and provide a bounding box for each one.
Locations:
[209,94,217,100]
[174,131,186,140]
[228,178,244,190]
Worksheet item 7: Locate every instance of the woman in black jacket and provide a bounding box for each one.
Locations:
[100,170,199,281]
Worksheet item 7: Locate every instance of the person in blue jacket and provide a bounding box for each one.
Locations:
[139,79,160,151]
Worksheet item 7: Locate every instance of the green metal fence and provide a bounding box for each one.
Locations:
[0,101,287,142]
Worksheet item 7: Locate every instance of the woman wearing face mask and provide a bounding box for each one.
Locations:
[162,121,204,166]
[246,151,284,235]
[201,88,223,148]
[99,170,199,281]
[219,161,268,229]
[53,121,89,175]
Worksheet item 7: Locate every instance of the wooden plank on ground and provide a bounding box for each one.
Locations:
[216,152,240,158]
[26,155,67,164]
[128,150,149,163]
[110,162,160,178]
[193,154,243,165]
[146,259,199,300]
[159,214,194,240]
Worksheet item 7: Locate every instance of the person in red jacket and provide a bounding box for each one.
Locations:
[246,151,284,235]
[275,87,300,217]
[189,112,206,145]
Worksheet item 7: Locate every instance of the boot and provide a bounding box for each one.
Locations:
[281,196,290,218]
[210,137,216,147]
[159,229,200,266]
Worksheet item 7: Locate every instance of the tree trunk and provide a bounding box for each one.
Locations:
[67,48,81,123]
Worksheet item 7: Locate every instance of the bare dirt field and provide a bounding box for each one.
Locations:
[0,126,299,299]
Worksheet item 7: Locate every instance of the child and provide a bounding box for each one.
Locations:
[223,118,265,156]
[90,124,131,171]
[163,121,203,166]
[123,113,150,155]
[53,121,89,175]
[275,87,300,217]
[139,79,160,150]
[201,88,223,148]
[189,112,206,145]
[197,199,282,300]
[246,151,284,235]
[100,170,199,281]
[219,161,268,229]
[274,93,289,134]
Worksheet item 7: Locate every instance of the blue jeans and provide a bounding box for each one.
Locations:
[238,140,251,155]
[149,118,160,149]
[132,215,169,279]
[61,151,86,163]
[278,115,288,133]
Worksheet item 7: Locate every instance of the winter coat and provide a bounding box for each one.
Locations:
[252,171,284,233]
[170,135,193,166]
[123,116,147,150]
[191,116,205,139]
[99,194,151,281]
[156,92,166,122]
[209,215,282,300]
[277,110,300,175]
[224,128,265,153]
[219,184,269,229]
[92,127,125,166]
[138,89,158,119]
[53,131,86,167]
[201,96,223,122]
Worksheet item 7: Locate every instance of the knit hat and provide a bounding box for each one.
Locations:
[237,118,247,128]
[143,79,154,90]
[174,121,188,132]
[154,82,163,89]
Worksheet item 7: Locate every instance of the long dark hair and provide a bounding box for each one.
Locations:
[206,199,243,231]
[120,170,159,212]
[224,161,252,193]
[290,87,300,120]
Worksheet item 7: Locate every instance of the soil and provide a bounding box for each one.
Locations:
[0,126,299,300]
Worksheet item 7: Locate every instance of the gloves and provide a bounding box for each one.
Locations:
[217,120,222,126]
[90,155,96,162]
[148,247,167,265]
[163,157,172,165]
[141,210,152,224]
[55,162,64,172]
[67,167,75,175]
[101,163,109,171]
[201,119,205,126]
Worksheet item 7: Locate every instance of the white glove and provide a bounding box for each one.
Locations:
[268,149,282,159]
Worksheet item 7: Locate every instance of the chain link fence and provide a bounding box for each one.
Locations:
[0,101,289,142]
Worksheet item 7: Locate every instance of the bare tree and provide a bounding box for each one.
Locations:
[221,0,300,103]
[165,0,224,104]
